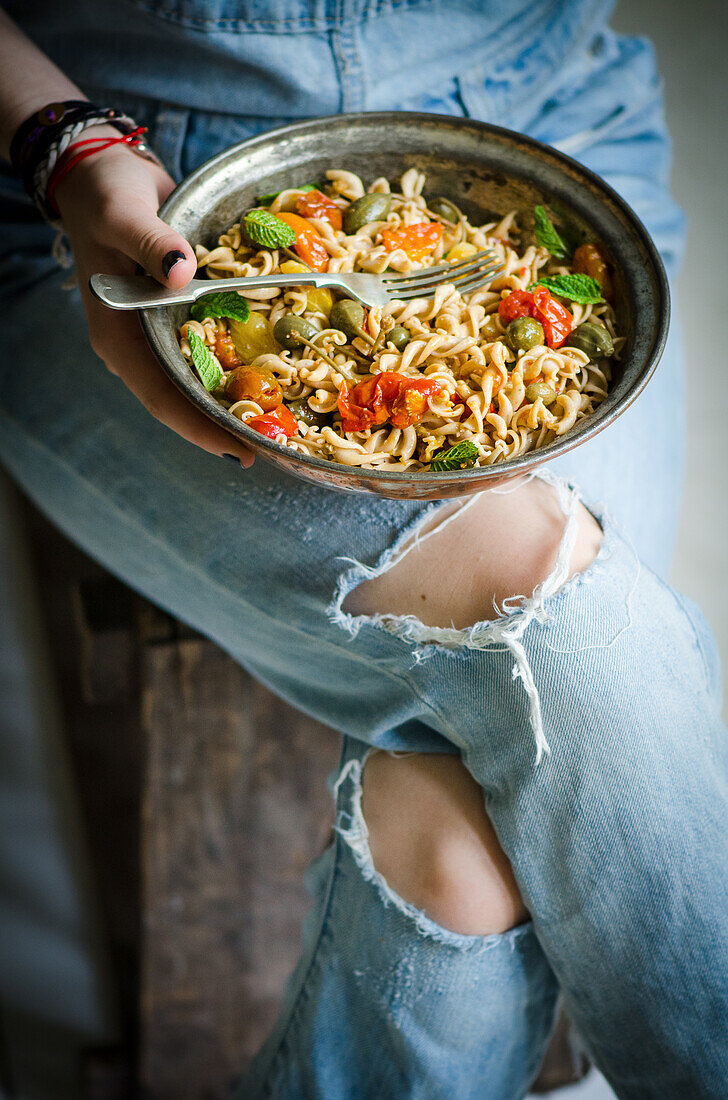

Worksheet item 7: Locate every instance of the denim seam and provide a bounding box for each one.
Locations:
[152,106,191,182]
[261,918,337,1096]
[125,0,417,33]
[254,743,348,1097]
[331,0,366,112]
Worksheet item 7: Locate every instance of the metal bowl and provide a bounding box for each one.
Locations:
[141,111,669,500]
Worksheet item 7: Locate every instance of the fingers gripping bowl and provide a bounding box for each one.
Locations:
[140,113,669,500]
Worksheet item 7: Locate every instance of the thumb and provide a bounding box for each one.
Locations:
[105,201,198,288]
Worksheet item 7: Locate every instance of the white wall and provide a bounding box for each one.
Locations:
[614,0,728,699]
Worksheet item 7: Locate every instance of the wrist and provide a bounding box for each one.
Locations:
[10,99,160,222]
[52,130,135,208]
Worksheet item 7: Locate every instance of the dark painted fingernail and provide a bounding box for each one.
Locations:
[162,249,186,277]
[222,453,243,466]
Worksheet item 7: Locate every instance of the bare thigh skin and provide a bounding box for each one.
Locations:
[350,478,603,936]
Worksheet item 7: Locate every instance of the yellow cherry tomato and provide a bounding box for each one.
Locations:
[446,241,479,263]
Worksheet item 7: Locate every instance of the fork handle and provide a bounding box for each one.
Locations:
[89,272,332,310]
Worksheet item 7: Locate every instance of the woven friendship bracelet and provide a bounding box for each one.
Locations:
[10,99,163,222]
[31,109,137,213]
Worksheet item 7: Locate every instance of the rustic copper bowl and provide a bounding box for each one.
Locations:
[140,112,668,500]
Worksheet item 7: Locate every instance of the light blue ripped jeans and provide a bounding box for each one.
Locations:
[2,0,727,1097]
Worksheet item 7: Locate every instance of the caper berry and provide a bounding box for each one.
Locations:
[506,317,545,354]
[387,325,411,352]
[428,196,461,223]
[272,314,319,350]
[525,382,558,406]
[342,193,392,234]
[565,321,614,360]
[286,399,330,428]
[329,298,367,340]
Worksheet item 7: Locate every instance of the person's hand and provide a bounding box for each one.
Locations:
[54,137,253,466]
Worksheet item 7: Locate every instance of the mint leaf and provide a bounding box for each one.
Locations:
[532,273,604,304]
[533,206,570,261]
[430,440,479,472]
[243,209,297,250]
[191,291,250,324]
[188,330,223,392]
[257,182,319,205]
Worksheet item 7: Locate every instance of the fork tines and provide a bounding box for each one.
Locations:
[381,249,503,301]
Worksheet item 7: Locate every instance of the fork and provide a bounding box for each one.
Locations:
[89,249,503,311]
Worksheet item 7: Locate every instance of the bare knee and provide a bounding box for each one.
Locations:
[361,752,528,936]
[344,478,602,629]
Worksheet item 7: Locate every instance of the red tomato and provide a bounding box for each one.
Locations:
[498,288,572,348]
[530,286,572,348]
[295,189,343,231]
[338,372,443,432]
[380,222,443,261]
[498,289,533,325]
[337,382,376,433]
[275,212,329,271]
[390,378,443,428]
[248,404,298,440]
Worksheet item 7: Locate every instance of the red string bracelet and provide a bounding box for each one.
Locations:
[46,126,148,215]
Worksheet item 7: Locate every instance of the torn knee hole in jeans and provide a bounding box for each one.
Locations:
[333,752,530,947]
[329,472,614,763]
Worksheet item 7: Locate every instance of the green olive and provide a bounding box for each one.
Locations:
[525,382,558,406]
[506,317,545,354]
[565,321,614,360]
[329,298,367,339]
[286,399,330,428]
[342,193,392,234]
[387,325,411,352]
[428,196,461,223]
[272,314,319,350]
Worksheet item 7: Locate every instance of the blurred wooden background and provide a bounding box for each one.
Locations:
[24,500,340,1098]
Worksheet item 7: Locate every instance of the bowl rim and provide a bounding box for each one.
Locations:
[144,110,670,485]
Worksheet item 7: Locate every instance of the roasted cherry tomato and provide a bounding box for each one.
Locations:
[389,377,443,428]
[573,243,613,301]
[337,372,444,432]
[275,212,329,271]
[247,403,298,439]
[295,189,343,231]
[214,330,242,370]
[225,365,282,411]
[498,287,572,348]
[498,289,533,326]
[380,222,444,261]
[530,286,573,348]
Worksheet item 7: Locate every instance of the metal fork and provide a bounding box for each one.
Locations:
[89,249,503,311]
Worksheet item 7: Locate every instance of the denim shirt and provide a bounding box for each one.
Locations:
[6,1,614,178]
